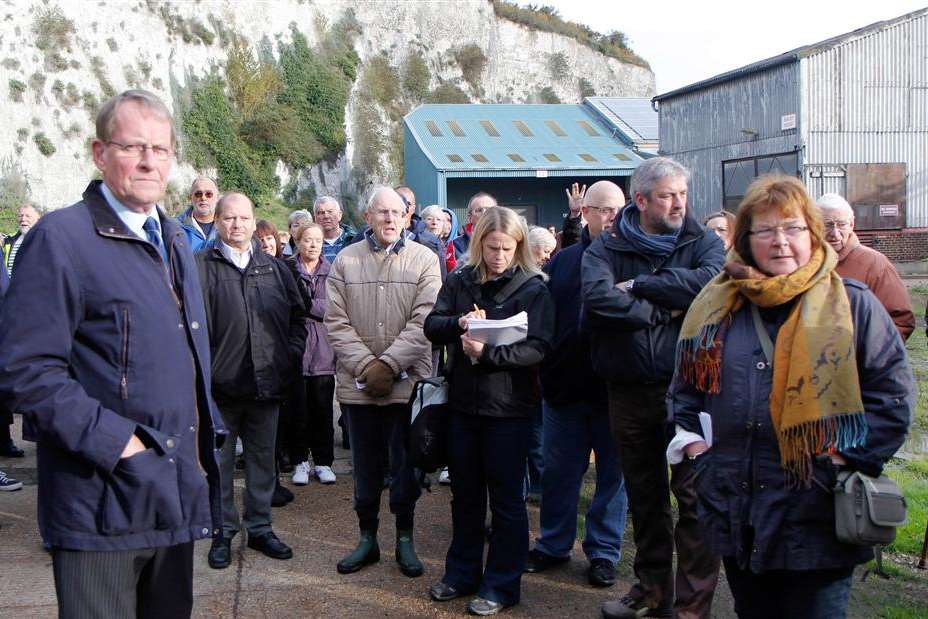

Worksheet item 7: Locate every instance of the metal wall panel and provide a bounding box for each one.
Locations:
[802,12,928,226]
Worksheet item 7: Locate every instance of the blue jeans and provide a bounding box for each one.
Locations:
[443,412,532,606]
[723,557,854,619]
[534,400,628,564]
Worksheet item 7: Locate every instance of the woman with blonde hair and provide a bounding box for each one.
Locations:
[425,207,554,615]
[670,175,912,618]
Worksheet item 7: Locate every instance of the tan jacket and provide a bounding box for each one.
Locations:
[325,236,441,405]
[836,233,915,341]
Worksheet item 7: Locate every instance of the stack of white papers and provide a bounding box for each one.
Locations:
[467,311,528,346]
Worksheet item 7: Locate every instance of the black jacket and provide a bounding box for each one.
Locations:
[540,226,606,407]
[196,243,306,403]
[581,212,724,385]
[424,265,554,418]
[671,280,914,572]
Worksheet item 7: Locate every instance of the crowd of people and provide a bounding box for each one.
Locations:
[0,88,917,619]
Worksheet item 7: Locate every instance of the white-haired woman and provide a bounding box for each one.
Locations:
[528,225,557,268]
[424,207,555,615]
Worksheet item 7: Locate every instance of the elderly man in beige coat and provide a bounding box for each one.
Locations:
[325,186,441,578]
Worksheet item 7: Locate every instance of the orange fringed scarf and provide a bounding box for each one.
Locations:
[675,245,867,484]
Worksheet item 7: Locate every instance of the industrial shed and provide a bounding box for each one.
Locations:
[403,103,646,227]
[653,8,928,260]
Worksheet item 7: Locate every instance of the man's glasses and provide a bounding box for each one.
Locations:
[823,220,852,231]
[585,205,620,215]
[193,191,215,199]
[749,225,809,240]
[106,141,173,160]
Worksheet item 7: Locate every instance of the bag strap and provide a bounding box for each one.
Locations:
[750,304,774,367]
[491,268,535,305]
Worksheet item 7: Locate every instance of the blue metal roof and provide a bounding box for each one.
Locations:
[404,104,644,173]
[584,97,659,144]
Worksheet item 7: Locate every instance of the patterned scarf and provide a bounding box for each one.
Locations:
[675,244,867,484]
[618,203,681,257]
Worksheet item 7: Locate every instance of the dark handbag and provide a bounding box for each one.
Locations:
[406,376,449,473]
[749,305,907,547]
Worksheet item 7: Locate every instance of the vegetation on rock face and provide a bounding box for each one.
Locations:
[491,1,649,69]
[402,51,431,102]
[578,77,596,98]
[33,7,75,73]
[427,82,470,104]
[33,133,56,157]
[180,13,360,209]
[548,52,569,81]
[8,79,26,103]
[538,86,561,104]
[454,43,488,92]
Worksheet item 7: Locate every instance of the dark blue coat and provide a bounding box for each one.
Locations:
[671,280,914,572]
[0,181,225,551]
[540,225,606,407]
[582,212,725,385]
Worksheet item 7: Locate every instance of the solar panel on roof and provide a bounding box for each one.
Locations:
[447,154,464,162]
[579,154,598,162]
[447,121,465,137]
[513,121,534,137]
[577,121,600,137]
[425,121,443,137]
[471,154,489,162]
[507,153,525,162]
[543,153,561,162]
[544,121,566,137]
[480,121,500,137]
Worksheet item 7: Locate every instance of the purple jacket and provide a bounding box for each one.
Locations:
[289,257,336,376]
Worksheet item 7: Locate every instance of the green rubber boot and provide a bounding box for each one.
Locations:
[336,530,380,574]
[395,529,424,577]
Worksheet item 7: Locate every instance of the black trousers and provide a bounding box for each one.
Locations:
[52,542,194,619]
[607,383,720,618]
[289,375,335,466]
[341,403,420,532]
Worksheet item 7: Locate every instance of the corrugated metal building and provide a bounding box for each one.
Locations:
[403,103,646,226]
[653,8,928,258]
[585,97,660,155]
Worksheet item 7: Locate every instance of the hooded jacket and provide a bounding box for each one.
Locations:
[582,208,725,385]
[176,206,218,253]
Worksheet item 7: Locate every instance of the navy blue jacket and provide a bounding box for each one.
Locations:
[0,181,225,551]
[671,280,913,572]
[540,226,606,407]
[582,212,725,385]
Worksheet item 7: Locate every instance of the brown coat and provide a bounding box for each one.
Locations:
[836,233,915,340]
[324,236,441,405]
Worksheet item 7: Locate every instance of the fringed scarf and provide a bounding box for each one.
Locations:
[675,244,867,484]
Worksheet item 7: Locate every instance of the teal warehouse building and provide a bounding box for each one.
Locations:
[403,102,651,227]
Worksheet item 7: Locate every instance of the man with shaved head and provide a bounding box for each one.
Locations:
[526,181,629,588]
[196,192,306,569]
[325,186,441,578]
[178,176,219,251]
[816,193,914,340]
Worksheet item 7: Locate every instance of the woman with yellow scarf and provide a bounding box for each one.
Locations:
[669,175,913,618]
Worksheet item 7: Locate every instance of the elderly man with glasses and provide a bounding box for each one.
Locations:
[177,177,220,252]
[816,193,914,340]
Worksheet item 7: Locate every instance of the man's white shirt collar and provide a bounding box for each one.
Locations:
[219,241,252,270]
[100,183,160,242]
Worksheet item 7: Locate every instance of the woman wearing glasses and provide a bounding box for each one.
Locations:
[669,175,913,618]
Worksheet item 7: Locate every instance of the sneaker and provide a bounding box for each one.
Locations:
[314,465,336,484]
[588,558,616,587]
[438,468,451,485]
[292,461,311,486]
[0,470,22,491]
[601,592,671,619]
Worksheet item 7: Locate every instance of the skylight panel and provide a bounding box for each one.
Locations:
[471,154,489,162]
[447,121,466,137]
[613,153,631,161]
[545,120,567,137]
[447,154,464,162]
[579,153,598,162]
[513,121,534,137]
[425,121,443,137]
[543,153,561,162]
[480,120,500,137]
[577,120,600,136]
[507,153,525,162]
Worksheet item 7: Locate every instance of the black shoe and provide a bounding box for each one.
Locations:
[602,593,671,619]
[429,581,471,602]
[271,482,294,507]
[337,530,380,574]
[278,454,294,474]
[524,548,569,573]
[247,531,293,559]
[208,536,233,569]
[0,441,24,458]
[588,558,616,587]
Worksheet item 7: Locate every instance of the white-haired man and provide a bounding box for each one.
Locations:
[325,187,441,578]
[816,193,914,340]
